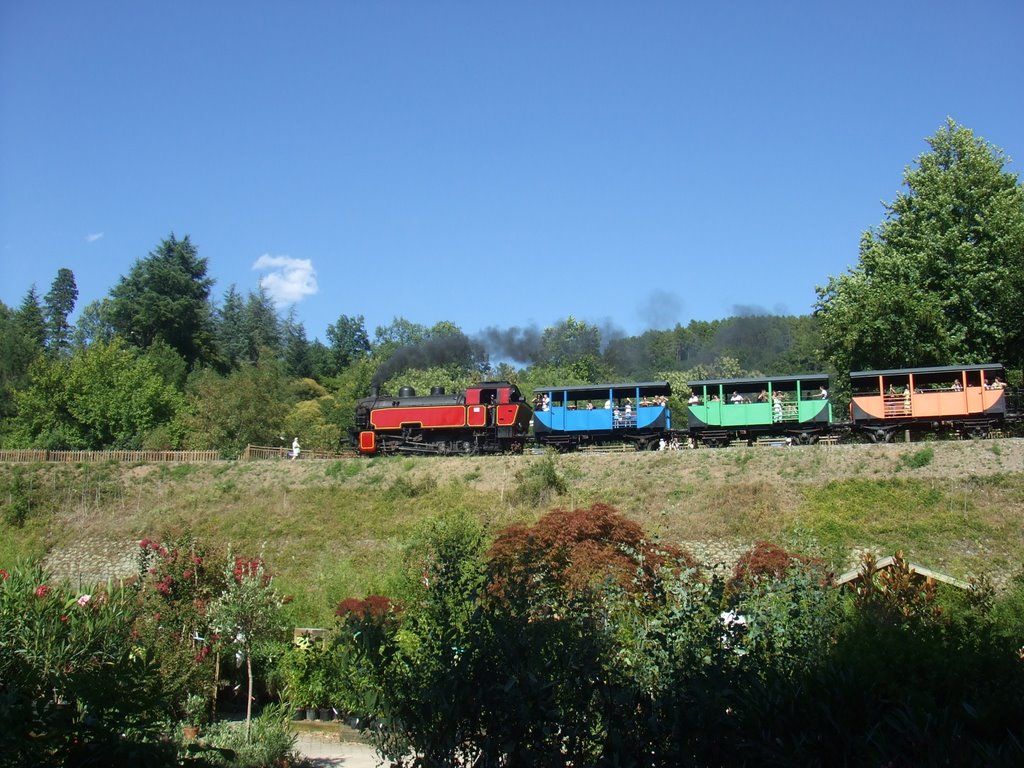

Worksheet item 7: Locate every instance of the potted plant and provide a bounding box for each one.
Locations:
[279,639,315,720]
[182,693,207,740]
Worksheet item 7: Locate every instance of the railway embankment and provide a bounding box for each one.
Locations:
[3,438,1023,625]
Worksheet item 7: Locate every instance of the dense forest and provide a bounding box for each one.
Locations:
[1,120,1021,453]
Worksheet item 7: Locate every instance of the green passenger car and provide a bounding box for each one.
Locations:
[687,373,832,447]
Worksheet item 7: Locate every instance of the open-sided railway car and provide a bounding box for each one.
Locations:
[353,381,532,456]
[849,364,1010,443]
[687,373,832,447]
[531,381,673,451]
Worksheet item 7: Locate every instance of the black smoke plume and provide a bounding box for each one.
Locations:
[476,325,544,365]
[372,332,486,388]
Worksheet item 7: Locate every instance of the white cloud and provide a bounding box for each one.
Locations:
[85,232,104,243]
[252,254,318,307]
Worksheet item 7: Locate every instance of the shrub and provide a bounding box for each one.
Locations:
[509,453,567,505]
[727,541,821,597]
[0,563,170,766]
[902,445,935,468]
[187,704,298,768]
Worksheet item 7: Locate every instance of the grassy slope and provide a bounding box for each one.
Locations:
[2,439,1023,626]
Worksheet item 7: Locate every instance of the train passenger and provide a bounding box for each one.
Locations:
[586,402,595,410]
[756,390,768,402]
[989,377,1007,390]
[604,399,612,409]
[952,379,963,391]
[819,386,828,400]
[730,391,744,404]
[624,399,633,418]
[688,393,700,405]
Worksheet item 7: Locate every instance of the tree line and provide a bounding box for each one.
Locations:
[1,119,1021,452]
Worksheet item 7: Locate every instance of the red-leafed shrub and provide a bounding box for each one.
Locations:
[728,541,821,596]
[485,502,697,612]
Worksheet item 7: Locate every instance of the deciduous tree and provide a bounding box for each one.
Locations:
[11,338,184,448]
[816,120,1024,373]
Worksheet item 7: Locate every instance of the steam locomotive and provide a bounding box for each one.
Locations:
[353,381,533,455]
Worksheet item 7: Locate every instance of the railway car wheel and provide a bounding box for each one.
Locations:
[869,428,893,444]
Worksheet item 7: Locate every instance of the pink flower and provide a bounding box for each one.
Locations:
[77,594,91,607]
[183,569,193,579]
[1,568,10,580]
[140,538,150,549]
[35,584,51,598]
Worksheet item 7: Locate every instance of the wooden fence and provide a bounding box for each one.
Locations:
[240,444,356,461]
[0,445,356,464]
[0,449,222,463]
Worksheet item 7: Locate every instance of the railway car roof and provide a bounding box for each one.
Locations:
[688,373,830,388]
[532,381,672,397]
[850,363,1005,378]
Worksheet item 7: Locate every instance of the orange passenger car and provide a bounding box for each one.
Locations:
[849,364,1008,442]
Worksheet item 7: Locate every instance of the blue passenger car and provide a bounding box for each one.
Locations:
[532,381,673,451]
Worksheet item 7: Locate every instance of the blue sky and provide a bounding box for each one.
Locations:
[2,2,1022,349]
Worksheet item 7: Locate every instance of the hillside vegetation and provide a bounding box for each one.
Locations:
[3,439,1024,626]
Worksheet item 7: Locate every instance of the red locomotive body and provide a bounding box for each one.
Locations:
[354,381,532,456]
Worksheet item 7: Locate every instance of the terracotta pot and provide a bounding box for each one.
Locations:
[183,725,200,740]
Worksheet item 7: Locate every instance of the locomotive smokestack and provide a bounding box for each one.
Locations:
[371,386,380,398]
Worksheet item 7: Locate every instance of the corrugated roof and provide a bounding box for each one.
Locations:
[835,555,970,590]
[850,363,1004,379]
[688,373,830,388]
[532,381,672,396]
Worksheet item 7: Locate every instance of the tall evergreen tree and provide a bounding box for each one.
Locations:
[43,267,78,358]
[282,307,312,378]
[107,234,217,368]
[16,286,47,353]
[0,302,40,418]
[241,288,281,362]
[216,285,248,368]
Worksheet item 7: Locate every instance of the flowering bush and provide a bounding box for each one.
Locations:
[0,562,170,766]
[134,533,225,717]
